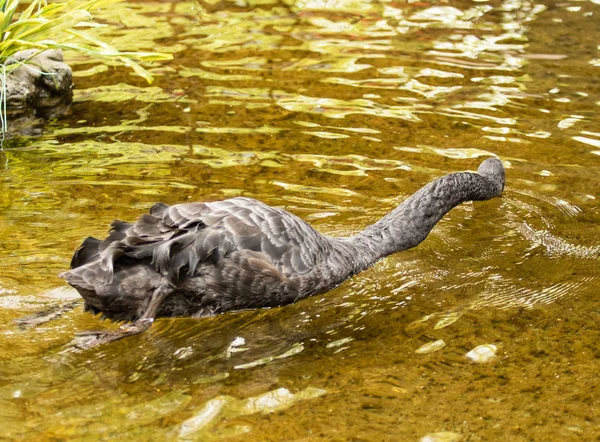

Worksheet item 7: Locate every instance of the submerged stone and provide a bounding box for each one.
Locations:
[177,387,326,439]
[465,344,498,363]
[415,339,446,354]
[420,431,463,442]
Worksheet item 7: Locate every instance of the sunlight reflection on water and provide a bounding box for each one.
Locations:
[1,0,600,440]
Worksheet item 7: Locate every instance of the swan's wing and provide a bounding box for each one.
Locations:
[104,197,327,281]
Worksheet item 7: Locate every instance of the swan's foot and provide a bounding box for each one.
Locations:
[69,284,173,350]
[72,318,155,350]
[140,284,173,320]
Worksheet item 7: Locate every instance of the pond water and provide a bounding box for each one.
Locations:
[1,0,600,440]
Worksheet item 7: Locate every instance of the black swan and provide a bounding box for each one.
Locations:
[60,157,504,344]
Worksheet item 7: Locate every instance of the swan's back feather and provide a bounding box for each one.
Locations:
[79,197,324,287]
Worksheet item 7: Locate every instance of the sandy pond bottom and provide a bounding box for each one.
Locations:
[1,0,600,440]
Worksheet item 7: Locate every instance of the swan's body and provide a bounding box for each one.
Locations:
[60,158,504,341]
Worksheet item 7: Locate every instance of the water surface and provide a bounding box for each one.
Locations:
[1,0,600,440]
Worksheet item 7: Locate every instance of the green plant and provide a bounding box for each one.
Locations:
[0,0,172,82]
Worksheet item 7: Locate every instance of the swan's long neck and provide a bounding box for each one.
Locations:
[335,163,505,275]
[297,159,504,298]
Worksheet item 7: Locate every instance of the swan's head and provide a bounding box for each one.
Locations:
[477,157,505,196]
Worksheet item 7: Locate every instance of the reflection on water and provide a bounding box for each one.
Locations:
[1,0,600,440]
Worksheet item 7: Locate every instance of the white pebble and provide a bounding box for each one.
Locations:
[415,339,446,354]
[466,344,497,363]
[420,431,463,442]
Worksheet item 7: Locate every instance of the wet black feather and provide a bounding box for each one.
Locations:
[70,237,101,268]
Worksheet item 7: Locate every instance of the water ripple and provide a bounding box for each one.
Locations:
[3,0,600,439]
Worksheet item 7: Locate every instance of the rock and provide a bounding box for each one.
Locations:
[3,49,73,135]
[415,339,446,354]
[465,344,498,363]
[420,431,463,442]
